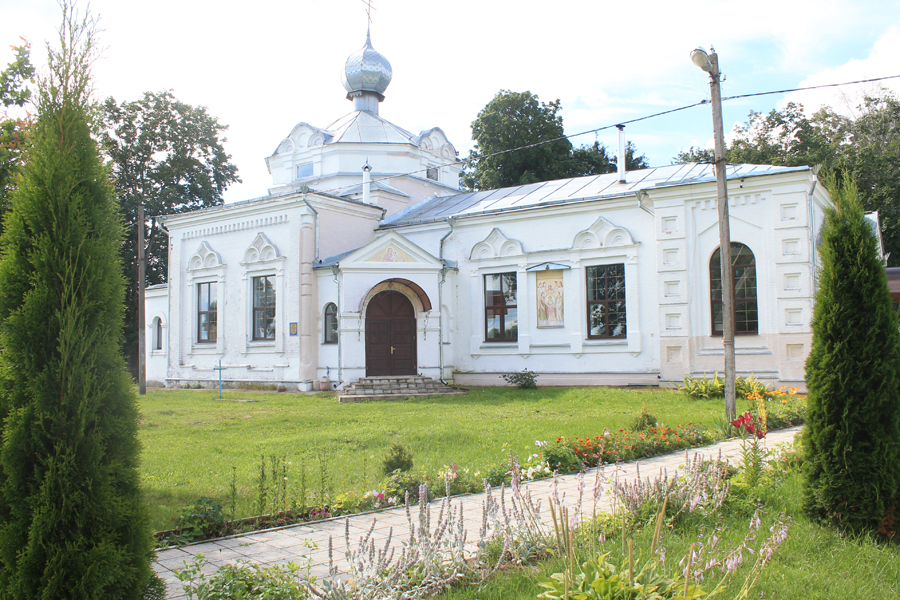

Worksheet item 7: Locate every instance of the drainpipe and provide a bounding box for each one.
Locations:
[635,189,654,216]
[617,125,627,183]
[332,264,342,387]
[437,216,456,384]
[808,168,819,291]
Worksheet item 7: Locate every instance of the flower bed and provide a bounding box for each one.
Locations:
[557,422,718,468]
[746,387,806,429]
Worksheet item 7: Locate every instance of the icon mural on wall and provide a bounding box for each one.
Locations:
[536,270,564,327]
[365,244,416,263]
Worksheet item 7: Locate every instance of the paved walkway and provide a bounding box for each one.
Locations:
[153,427,802,598]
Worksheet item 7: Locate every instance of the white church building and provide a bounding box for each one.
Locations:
[145,30,833,391]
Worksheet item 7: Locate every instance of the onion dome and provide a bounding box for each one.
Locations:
[341,28,393,102]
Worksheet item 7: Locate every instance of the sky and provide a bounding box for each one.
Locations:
[2,0,900,203]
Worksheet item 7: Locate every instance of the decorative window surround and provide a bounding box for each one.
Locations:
[186,242,226,355]
[240,233,286,354]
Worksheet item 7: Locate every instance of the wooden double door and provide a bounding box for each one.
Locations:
[365,291,417,376]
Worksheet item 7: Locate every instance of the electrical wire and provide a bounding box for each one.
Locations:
[311,73,900,198]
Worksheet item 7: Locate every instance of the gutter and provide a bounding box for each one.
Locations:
[808,168,819,291]
[332,264,342,387]
[635,189,654,216]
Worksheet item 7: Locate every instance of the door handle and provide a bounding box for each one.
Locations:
[391,346,395,354]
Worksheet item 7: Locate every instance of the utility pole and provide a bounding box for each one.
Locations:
[692,46,736,420]
[138,204,146,395]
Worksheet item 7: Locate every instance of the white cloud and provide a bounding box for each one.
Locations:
[782,26,900,115]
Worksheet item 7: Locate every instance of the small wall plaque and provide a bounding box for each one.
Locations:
[289,323,298,336]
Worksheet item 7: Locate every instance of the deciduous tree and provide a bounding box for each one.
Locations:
[0,41,35,236]
[0,4,153,596]
[463,90,572,190]
[102,90,240,367]
[463,90,649,191]
[675,97,900,264]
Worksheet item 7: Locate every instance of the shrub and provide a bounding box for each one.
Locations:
[175,554,308,599]
[0,8,153,597]
[678,373,724,398]
[174,497,228,541]
[502,369,538,389]
[484,464,512,487]
[142,575,168,600]
[735,374,770,398]
[382,469,431,501]
[543,443,582,473]
[804,175,900,536]
[631,402,657,431]
[382,440,414,474]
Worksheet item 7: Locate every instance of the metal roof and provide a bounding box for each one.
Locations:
[381,163,809,228]
[324,110,417,145]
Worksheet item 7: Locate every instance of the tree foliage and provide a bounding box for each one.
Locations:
[0,41,35,236]
[462,90,648,191]
[0,4,153,597]
[463,90,572,190]
[803,175,900,536]
[675,97,900,264]
[101,90,240,364]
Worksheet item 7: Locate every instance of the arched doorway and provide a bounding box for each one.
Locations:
[365,291,417,376]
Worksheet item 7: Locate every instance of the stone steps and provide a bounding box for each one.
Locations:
[338,376,466,402]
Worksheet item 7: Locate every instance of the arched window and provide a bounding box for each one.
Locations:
[324,303,338,344]
[710,243,758,335]
[152,317,163,350]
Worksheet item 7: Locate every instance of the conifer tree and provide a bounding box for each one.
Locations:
[803,174,900,536]
[0,4,153,597]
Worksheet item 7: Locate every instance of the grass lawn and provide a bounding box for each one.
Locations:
[138,386,727,532]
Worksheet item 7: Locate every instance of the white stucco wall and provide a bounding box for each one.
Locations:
[377,169,829,388]
[146,284,169,386]
[148,168,830,391]
[158,191,381,389]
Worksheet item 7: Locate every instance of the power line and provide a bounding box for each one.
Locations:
[721,73,900,102]
[313,73,900,198]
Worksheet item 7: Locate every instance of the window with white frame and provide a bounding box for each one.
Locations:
[152,316,163,350]
[324,303,338,344]
[484,273,518,342]
[197,282,217,343]
[586,264,627,339]
[252,275,276,340]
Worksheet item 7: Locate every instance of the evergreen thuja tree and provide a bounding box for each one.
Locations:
[803,174,900,536]
[0,5,152,598]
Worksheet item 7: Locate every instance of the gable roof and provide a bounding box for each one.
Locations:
[381,163,809,228]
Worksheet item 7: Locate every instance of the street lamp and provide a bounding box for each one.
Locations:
[692,46,736,420]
